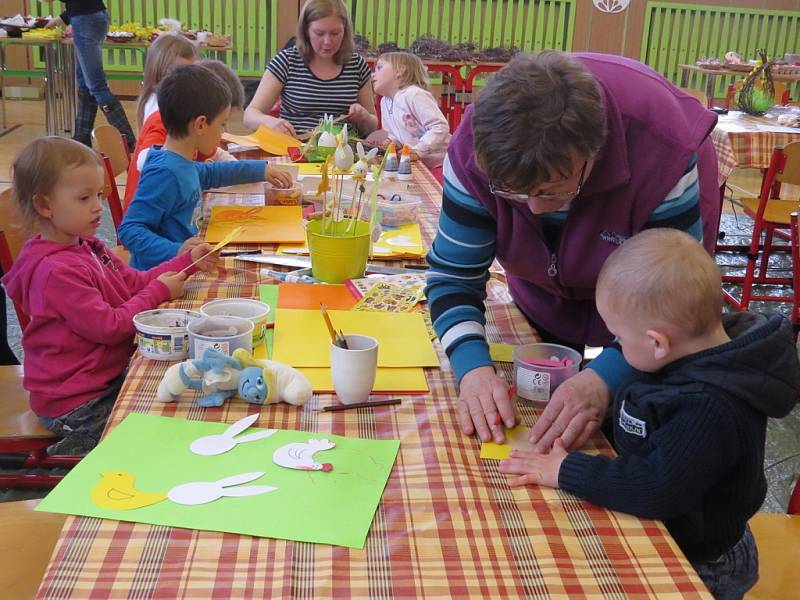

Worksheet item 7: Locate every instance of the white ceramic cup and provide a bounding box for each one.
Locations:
[330,334,379,404]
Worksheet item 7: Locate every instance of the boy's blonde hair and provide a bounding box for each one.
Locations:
[378,52,430,91]
[197,58,245,109]
[11,137,102,226]
[597,228,723,337]
[296,0,354,65]
[137,33,198,126]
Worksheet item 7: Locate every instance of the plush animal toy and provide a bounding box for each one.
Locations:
[156,348,312,408]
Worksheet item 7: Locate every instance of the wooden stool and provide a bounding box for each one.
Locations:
[746,512,800,599]
[0,499,66,598]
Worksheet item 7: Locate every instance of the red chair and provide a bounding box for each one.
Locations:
[91,125,129,242]
[721,142,800,331]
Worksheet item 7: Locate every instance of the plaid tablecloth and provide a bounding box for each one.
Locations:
[38,165,710,599]
[712,112,800,185]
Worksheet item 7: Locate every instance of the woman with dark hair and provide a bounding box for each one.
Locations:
[47,1,136,151]
[426,51,720,451]
[243,0,377,137]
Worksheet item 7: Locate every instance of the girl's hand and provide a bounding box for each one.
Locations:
[157,271,188,300]
[269,118,295,137]
[189,243,219,272]
[497,438,568,489]
[179,236,204,254]
[265,165,293,188]
[45,16,64,28]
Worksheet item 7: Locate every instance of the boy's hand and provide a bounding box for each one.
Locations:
[189,242,220,272]
[179,236,204,254]
[157,271,188,300]
[497,438,568,489]
[265,165,292,188]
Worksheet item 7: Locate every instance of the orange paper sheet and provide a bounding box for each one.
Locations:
[222,125,300,156]
[205,205,306,244]
[272,309,439,368]
[298,367,428,393]
[277,283,357,310]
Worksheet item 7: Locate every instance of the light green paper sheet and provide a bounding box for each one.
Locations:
[37,413,400,549]
[258,284,279,358]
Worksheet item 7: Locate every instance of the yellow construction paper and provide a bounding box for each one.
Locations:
[480,426,533,460]
[298,367,428,393]
[371,223,425,259]
[222,125,300,155]
[205,206,306,244]
[272,309,439,368]
[290,162,352,176]
[489,343,516,363]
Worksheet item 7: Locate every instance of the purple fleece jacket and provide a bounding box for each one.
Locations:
[446,53,720,346]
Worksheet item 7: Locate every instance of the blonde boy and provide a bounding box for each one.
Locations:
[499,228,800,599]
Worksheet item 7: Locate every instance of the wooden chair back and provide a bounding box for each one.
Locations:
[0,188,32,267]
[91,124,130,177]
[680,87,709,107]
[0,500,67,599]
[0,365,53,439]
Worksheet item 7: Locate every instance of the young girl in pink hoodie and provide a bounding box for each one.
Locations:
[2,137,218,455]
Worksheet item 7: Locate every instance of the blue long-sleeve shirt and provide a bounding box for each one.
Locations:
[119,148,266,270]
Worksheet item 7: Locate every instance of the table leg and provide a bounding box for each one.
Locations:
[705,73,716,108]
[44,44,54,135]
[680,68,689,88]
[0,45,7,132]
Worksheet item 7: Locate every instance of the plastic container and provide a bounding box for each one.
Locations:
[187,316,253,359]
[306,217,370,283]
[512,343,582,406]
[200,298,271,346]
[265,183,302,206]
[133,309,201,361]
[376,194,421,226]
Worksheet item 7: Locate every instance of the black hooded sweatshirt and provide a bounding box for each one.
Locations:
[559,312,800,561]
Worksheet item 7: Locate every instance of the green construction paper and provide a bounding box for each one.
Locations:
[259,284,279,358]
[37,413,400,549]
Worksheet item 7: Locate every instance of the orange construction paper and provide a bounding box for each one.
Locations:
[277,283,357,310]
[222,125,300,156]
[205,205,306,244]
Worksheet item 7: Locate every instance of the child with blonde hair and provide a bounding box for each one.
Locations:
[499,228,800,599]
[125,33,198,210]
[369,51,450,181]
[1,137,219,455]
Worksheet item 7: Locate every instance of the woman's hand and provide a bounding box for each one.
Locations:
[528,369,610,452]
[498,439,568,488]
[457,365,516,443]
[347,102,378,135]
[189,243,219,272]
[45,16,64,28]
[265,165,293,188]
[269,117,296,137]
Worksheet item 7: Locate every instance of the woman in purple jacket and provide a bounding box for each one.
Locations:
[425,51,720,448]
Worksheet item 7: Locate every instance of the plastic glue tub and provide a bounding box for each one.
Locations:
[133,309,201,361]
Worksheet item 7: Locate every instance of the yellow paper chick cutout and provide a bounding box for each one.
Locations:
[90,471,167,510]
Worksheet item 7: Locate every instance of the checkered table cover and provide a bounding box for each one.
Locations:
[712,113,800,185]
[38,165,710,599]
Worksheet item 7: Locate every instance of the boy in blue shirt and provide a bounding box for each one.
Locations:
[120,64,291,269]
[499,229,799,599]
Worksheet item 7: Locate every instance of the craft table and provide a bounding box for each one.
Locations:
[712,111,800,186]
[37,164,710,598]
[679,64,800,108]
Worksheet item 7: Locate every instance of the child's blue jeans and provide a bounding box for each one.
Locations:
[70,10,115,106]
[691,525,759,600]
[38,373,125,455]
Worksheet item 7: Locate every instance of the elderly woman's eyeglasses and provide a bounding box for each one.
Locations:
[489,161,588,203]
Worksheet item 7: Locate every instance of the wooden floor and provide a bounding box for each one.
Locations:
[0,97,798,514]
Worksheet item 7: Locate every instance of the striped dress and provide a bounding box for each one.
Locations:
[425,153,703,392]
[266,46,372,133]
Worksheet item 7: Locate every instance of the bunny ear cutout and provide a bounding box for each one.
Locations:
[223,413,260,438]
[233,429,278,444]
[217,471,265,487]
[221,485,277,497]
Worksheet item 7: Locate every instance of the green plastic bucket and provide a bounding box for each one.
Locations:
[306,217,370,283]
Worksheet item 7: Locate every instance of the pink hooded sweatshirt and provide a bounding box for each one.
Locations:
[2,236,196,417]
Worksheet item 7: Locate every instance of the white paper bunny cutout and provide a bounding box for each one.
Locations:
[190,413,277,456]
[352,142,379,179]
[334,124,355,171]
[317,114,337,149]
[167,472,277,505]
[273,438,336,471]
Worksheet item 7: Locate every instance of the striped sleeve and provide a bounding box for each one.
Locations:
[587,153,703,393]
[425,155,497,383]
[266,49,290,84]
[355,55,372,88]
